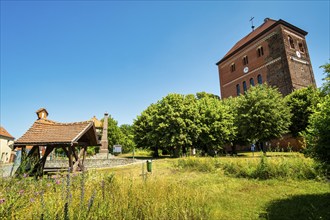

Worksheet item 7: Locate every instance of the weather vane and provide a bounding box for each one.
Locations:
[250,17,255,31]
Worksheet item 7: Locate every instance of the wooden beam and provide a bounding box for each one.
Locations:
[82,146,87,171]
[68,145,73,172]
[72,147,86,172]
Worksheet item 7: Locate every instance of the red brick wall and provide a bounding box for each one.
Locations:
[217,24,315,98]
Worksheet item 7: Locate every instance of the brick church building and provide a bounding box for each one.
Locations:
[216,18,316,99]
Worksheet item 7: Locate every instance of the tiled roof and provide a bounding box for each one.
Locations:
[216,18,307,65]
[15,119,97,145]
[222,19,276,60]
[0,126,14,139]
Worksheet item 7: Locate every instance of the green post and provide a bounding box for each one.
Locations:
[146,160,152,173]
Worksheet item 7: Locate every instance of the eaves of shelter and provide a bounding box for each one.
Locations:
[0,126,15,140]
[216,18,308,65]
[14,118,98,147]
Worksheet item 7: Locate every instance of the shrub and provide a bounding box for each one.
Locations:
[302,95,330,166]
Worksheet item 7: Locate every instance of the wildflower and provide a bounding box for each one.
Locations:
[30,198,35,203]
[0,199,5,204]
[55,180,61,184]
[19,190,24,195]
[23,173,28,178]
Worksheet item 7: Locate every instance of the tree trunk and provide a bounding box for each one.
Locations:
[152,146,159,158]
[173,146,181,158]
[231,143,237,156]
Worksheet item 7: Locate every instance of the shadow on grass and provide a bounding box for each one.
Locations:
[260,193,330,220]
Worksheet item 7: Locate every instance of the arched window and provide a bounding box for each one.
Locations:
[236,84,240,96]
[298,42,305,53]
[257,46,264,57]
[231,63,236,72]
[243,55,249,65]
[257,74,262,84]
[288,35,295,49]
[250,78,255,86]
[243,81,247,92]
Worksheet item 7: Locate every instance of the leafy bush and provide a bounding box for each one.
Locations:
[302,95,330,166]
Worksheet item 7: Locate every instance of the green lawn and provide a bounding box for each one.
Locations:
[1,153,329,219]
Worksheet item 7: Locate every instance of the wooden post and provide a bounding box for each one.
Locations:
[72,147,85,172]
[82,146,87,171]
[68,145,73,172]
[61,146,69,158]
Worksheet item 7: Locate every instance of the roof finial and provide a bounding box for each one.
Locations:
[250,17,255,31]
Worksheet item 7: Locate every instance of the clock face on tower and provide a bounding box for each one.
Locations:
[243,67,249,73]
[296,51,301,58]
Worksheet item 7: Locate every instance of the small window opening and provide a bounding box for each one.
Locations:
[236,84,240,96]
[243,81,247,92]
[243,56,249,65]
[257,74,262,84]
[250,78,255,86]
[298,42,305,53]
[257,46,264,57]
[231,63,236,72]
[288,35,295,49]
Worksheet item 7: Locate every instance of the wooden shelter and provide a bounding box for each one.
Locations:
[14,108,99,177]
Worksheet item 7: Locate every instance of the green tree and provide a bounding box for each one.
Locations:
[222,96,245,155]
[154,93,199,157]
[196,91,220,100]
[236,85,291,152]
[320,62,330,95]
[285,86,321,137]
[133,93,236,157]
[133,103,160,156]
[196,96,236,156]
[119,124,136,153]
[302,95,330,165]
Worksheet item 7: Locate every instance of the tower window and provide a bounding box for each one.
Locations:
[250,78,255,86]
[243,56,249,65]
[288,35,295,49]
[257,46,264,57]
[236,84,241,96]
[257,74,262,84]
[231,63,236,72]
[298,42,305,53]
[243,81,247,92]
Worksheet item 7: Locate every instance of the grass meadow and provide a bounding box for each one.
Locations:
[0,152,329,219]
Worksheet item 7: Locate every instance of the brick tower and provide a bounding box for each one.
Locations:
[216,18,316,98]
[100,112,109,155]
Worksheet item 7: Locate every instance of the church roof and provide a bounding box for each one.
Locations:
[15,118,99,146]
[0,126,14,140]
[216,18,308,65]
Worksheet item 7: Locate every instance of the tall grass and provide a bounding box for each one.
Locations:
[0,170,209,219]
[176,154,325,180]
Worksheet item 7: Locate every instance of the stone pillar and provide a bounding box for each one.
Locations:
[99,112,109,154]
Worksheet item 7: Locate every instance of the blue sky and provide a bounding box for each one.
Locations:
[1,1,329,138]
